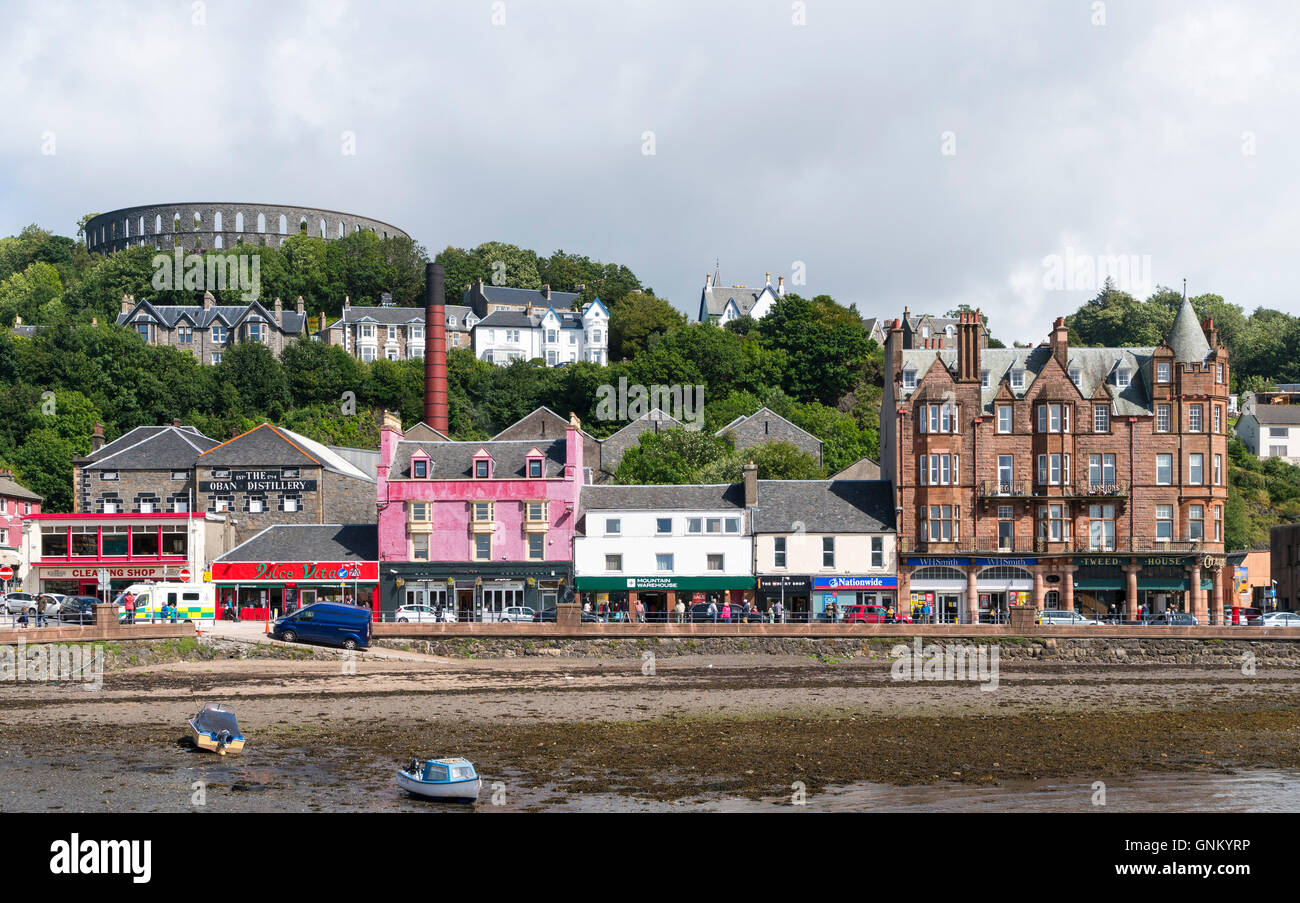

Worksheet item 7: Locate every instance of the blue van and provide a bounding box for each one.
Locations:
[271,602,371,650]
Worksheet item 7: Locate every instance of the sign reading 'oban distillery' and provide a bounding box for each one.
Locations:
[199,470,317,493]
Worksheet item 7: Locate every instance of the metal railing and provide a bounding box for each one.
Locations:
[976,480,1130,498]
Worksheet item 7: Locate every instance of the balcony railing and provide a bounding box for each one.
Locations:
[899,536,1212,555]
[977,481,1130,499]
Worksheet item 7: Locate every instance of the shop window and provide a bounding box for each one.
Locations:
[161,527,187,555]
[102,527,128,556]
[132,529,159,556]
[70,528,97,556]
[41,527,68,557]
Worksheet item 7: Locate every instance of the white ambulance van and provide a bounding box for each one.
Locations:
[111,583,217,623]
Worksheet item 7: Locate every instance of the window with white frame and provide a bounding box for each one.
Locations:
[656,517,672,534]
[997,405,1012,433]
[1156,404,1171,432]
[1010,368,1025,390]
[707,554,724,571]
[687,517,702,533]
[1155,504,1174,541]
[822,536,835,567]
[656,553,674,572]
[1188,504,1204,540]
[605,518,621,535]
[1157,362,1170,383]
[1189,453,1204,485]
[927,506,956,542]
[1094,405,1110,433]
[919,454,957,486]
[1189,404,1203,432]
[1037,403,1069,433]
[1036,453,1069,485]
[1038,503,1071,542]
[527,533,545,560]
[871,536,883,568]
[605,554,622,572]
[773,537,786,568]
[902,369,916,389]
[1115,367,1130,388]
[1156,454,1172,485]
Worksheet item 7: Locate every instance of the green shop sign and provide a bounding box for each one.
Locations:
[575,576,756,591]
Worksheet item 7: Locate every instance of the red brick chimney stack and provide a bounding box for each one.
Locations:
[424,263,449,433]
[1050,316,1069,369]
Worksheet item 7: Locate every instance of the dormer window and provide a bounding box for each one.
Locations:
[981,369,990,388]
[1116,368,1131,388]
[1010,368,1025,390]
[527,458,543,478]
[921,325,930,338]
[902,369,917,389]
[412,456,429,478]
[1068,367,1081,388]
[473,451,492,479]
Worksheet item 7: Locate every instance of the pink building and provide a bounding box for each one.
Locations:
[0,468,42,589]
[376,413,585,620]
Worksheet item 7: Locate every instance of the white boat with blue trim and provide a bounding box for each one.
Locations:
[397,757,481,802]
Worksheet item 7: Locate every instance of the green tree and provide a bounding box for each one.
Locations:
[609,291,686,359]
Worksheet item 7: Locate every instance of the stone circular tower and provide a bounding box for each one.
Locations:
[85,203,409,255]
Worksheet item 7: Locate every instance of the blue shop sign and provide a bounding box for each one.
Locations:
[974,557,1038,567]
[904,557,970,567]
[813,575,899,590]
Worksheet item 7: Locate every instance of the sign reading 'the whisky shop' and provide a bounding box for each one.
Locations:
[199,470,318,493]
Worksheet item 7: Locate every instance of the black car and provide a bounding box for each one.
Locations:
[687,603,717,623]
[532,608,604,623]
[53,597,100,624]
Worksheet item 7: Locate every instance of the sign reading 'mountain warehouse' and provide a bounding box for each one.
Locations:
[200,470,317,493]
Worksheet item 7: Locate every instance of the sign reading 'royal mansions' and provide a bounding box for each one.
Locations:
[199,470,317,493]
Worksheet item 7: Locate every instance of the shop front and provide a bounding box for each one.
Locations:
[30,563,187,598]
[756,575,811,620]
[973,558,1035,623]
[905,557,970,623]
[385,562,572,621]
[210,560,378,621]
[1073,555,1128,619]
[813,575,897,620]
[574,575,755,621]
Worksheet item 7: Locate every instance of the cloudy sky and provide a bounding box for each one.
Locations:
[1,0,1296,343]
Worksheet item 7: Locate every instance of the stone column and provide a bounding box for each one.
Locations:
[1062,566,1077,612]
[1032,568,1046,611]
[1187,562,1203,621]
[1210,569,1224,625]
[966,567,979,624]
[1124,564,1140,622]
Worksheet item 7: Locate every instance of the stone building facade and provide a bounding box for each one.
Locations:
[73,423,221,514]
[195,424,376,545]
[881,296,1232,624]
[118,293,307,363]
[85,203,408,255]
[317,299,477,361]
[716,407,824,467]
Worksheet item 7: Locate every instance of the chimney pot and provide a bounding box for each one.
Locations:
[173,418,181,428]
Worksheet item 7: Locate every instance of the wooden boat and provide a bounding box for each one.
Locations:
[397,757,481,802]
[188,703,246,755]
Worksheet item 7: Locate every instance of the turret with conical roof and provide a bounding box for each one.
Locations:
[1166,285,1212,364]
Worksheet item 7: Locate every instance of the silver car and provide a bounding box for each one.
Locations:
[1037,609,1099,626]
[1261,611,1300,627]
[394,604,457,623]
[2,592,38,614]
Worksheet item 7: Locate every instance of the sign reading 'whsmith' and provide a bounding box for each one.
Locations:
[200,470,317,493]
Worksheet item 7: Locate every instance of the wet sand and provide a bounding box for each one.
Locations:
[2,650,1299,810]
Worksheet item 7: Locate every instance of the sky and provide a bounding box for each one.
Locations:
[1,0,1296,344]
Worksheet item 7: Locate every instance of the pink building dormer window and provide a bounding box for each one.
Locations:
[473,450,493,479]
[525,448,544,478]
[412,453,430,478]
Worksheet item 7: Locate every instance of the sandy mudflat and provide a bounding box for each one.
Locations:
[1,649,1298,809]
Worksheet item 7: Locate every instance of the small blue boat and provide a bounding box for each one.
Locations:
[397,757,481,802]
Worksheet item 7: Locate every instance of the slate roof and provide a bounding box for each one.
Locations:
[0,472,43,502]
[579,483,747,514]
[751,480,894,533]
[716,407,823,446]
[466,284,582,309]
[699,283,774,320]
[216,523,378,563]
[82,425,220,471]
[390,438,568,479]
[199,424,374,481]
[901,345,1155,416]
[117,299,306,334]
[475,307,590,330]
[492,406,595,442]
[1168,293,1213,363]
[604,408,682,441]
[1248,406,1300,425]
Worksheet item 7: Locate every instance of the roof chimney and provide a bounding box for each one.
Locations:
[202,290,214,310]
[1050,316,1069,369]
[121,294,133,315]
[957,311,982,382]
[543,284,551,301]
[424,263,449,434]
[343,295,350,310]
[296,295,305,315]
[172,418,181,428]
[91,423,105,453]
[777,275,784,295]
[705,273,712,289]
[765,272,771,285]
[743,461,758,507]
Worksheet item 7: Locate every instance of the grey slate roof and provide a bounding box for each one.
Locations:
[337,305,426,324]
[1168,293,1213,363]
[901,345,1155,416]
[716,407,822,445]
[216,523,378,562]
[476,308,589,330]
[0,472,43,502]
[198,425,374,480]
[604,408,682,441]
[390,438,568,479]
[579,483,746,513]
[1248,406,1300,425]
[82,425,219,470]
[117,299,306,334]
[751,480,895,533]
[699,283,774,320]
[467,285,582,308]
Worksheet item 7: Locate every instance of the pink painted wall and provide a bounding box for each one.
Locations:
[377,418,583,564]
[1,494,38,548]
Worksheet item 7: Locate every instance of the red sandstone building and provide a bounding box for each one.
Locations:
[882,294,1231,624]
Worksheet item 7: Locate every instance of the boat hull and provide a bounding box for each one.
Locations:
[189,720,245,755]
[396,770,481,802]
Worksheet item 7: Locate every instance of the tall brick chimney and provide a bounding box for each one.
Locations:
[91,423,105,453]
[957,311,982,382]
[424,263,449,433]
[743,461,758,507]
[1050,316,1069,369]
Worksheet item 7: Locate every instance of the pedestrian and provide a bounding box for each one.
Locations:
[35,595,47,628]
[707,599,718,623]
[675,599,685,623]
[582,600,591,615]
[886,604,896,624]
[720,600,732,623]
[774,600,784,623]
[123,591,136,626]
[637,599,646,623]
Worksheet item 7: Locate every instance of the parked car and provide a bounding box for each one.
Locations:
[499,606,538,623]
[1037,609,1099,626]
[394,604,457,623]
[1221,606,1262,625]
[1260,611,1300,627]
[2,592,37,614]
[38,594,70,615]
[271,602,372,650]
[52,597,100,624]
[841,604,912,624]
[533,608,604,623]
[687,603,718,623]
[1142,611,1199,626]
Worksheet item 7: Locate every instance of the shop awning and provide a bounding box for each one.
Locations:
[575,576,755,591]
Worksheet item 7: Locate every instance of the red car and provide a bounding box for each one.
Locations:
[841,604,912,624]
